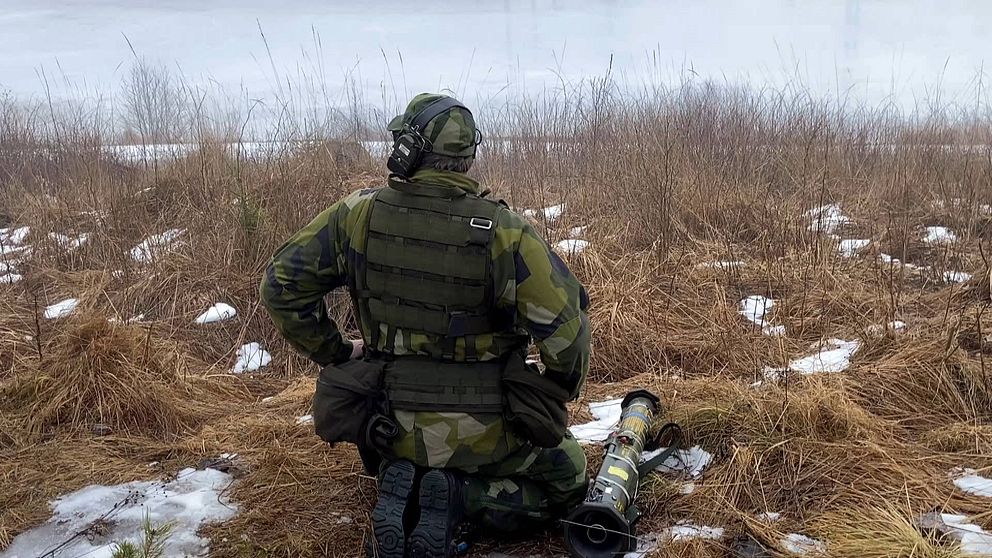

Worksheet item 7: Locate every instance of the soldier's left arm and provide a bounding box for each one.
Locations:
[493,213,591,400]
[259,191,369,367]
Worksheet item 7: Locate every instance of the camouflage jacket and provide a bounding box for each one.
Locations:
[260,169,591,468]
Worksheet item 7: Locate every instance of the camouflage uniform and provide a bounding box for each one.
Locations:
[260,95,590,531]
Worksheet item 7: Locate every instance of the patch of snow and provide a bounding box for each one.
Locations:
[569,226,587,237]
[642,446,713,479]
[838,239,870,257]
[0,468,237,558]
[740,295,773,325]
[663,522,725,542]
[697,260,746,271]
[522,204,565,221]
[0,226,30,246]
[556,239,589,255]
[879,253,901,265]
[762,324,787,337]
[295,415,313,425]
[941,514,992,555]
[981,204,992,215]
[44,298,79,319]
[330,512,353,525]
[232,342,272,373]
[868,320,908,335]
[131,229,185,263]
[757,512,782,522]
[49,232,90,250]
[0,273,22,284]
[680,482,696,494]
[194,303,238,325]
[623,532,661,558]
[788,338,860,375]
[944,271,973,283]
[924,226,957,244]
[740,295,785,336]
[108,314,145,325]
[807,204,851,234]
[953,469,992,498]
[261,396,274,403]
[781,533,827,555]
[569,398,623,443]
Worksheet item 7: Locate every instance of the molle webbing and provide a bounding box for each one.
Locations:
[358,180,501,354]
[383,359,503,412]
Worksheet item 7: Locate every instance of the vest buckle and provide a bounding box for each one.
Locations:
[469,217,493,230]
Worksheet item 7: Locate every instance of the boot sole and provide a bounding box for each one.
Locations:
[371,460,417,558]
[408,470,458,558]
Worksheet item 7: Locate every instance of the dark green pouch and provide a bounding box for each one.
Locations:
[502,352,570,448]
[313,359,386,445]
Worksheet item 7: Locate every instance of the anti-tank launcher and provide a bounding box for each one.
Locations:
[563,390,682,558]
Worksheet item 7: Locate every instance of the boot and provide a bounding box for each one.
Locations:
[370,460,418,558]
[408,469,466,558]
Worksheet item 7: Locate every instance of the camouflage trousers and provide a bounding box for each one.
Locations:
[379,410,589,532]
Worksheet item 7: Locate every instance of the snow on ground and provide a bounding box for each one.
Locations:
[696,260,746,271]
[941,514,992,555]
[295,415,314,425]
[232,342,272,373]
[569,398,623,443]
[944,271,973,283]
[838,238,870,257]
[739,295,785,336]
[194,302,238,324]
[108,314,146,325]
[664,523,724,542]
[130,229,185,263]
[522,204,565,221]
[0,273,22,284]
[43,298,79,319]
[49,232,90,250]
[642,446,713,479]
[879,253,901,265]
[920,512,992,556]
[0,468,237,558]
[555,239,589,255]
[0,226,30,246]
[952,469,992,498]
[788,338,860,375]
[924,226,957,244]
[780,533,827,555]
[757,512,782,522]
[868,320,908,335]
[807,204,851,234]
[569,226,587,237]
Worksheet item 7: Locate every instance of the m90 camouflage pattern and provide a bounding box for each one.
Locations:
[564,390,662,558]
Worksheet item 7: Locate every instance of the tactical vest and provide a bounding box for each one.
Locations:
[353,179,507,412]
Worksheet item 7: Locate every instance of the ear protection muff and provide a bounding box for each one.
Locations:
[387,96,471,178]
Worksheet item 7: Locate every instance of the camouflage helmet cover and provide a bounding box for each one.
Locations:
[387,93,479,158]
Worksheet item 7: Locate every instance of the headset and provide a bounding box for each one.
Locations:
[387,96,480,178]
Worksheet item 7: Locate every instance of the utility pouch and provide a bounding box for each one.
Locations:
[502,352,570,448]
[312,359,387,445]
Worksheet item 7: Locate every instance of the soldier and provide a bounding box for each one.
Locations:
[260,93,591,558]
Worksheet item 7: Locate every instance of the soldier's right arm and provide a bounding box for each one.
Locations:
[492,210,591,400]
[259,189,376,366]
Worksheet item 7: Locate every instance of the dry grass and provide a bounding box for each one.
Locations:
[2,79,992,557]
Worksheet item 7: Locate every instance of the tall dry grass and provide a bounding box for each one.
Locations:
[1,67,991,556]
